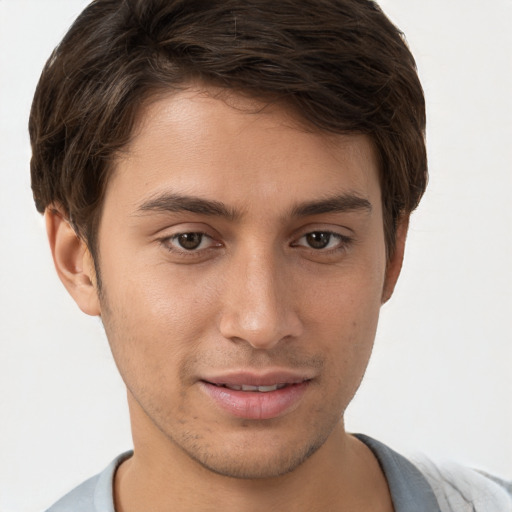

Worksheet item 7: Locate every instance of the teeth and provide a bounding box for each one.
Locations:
[224,384,242,391]
[241,385,260,391]
[222,383,288,392]
[254,385,278,392]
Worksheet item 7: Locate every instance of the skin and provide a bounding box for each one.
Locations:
[47,86,407,511]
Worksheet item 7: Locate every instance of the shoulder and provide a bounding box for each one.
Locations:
[411,456,512,512]
[355,434,512,512]
[45,473,100,512]
[45,451,132,512]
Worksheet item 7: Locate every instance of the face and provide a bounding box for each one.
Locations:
[93,87,398,479]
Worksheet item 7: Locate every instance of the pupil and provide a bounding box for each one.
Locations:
[178,233,202,250]
[306,232,330,249]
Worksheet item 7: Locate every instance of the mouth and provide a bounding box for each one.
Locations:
[199,373,312,420]
[206,382,300,393]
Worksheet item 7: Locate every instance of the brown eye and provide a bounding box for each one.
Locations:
[305,232,332,249]
[176,233,203,250]
[162,231,223,258]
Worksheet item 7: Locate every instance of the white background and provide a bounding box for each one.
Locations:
[1,1,511,510]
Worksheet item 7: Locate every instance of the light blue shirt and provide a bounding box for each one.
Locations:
[45,435,511,512]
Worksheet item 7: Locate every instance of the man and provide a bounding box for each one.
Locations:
[29,0,511,511]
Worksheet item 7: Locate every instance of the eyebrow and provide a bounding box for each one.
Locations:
[290,194,372,217]
[135,191,372,219]
[136,193,239,220]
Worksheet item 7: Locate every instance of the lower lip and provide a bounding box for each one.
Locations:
[200,381,309,420]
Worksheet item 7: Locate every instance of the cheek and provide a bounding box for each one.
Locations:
[301,259,385,332]
[300,261,385,376]
[98,261,220,382]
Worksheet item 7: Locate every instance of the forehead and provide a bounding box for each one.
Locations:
[107,86,381,216]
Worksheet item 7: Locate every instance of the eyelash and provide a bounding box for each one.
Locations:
[161,232,220,256]
[292,231,352,253]
[159,230,352,257]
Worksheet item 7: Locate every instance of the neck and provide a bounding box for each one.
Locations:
[115,407,393,512]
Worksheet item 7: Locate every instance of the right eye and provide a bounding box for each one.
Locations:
[164,232,217,252]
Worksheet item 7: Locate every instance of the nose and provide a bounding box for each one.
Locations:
[218,248,303,350]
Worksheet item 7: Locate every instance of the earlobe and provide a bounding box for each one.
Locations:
[45,207,101,316]
[381,216,409,304]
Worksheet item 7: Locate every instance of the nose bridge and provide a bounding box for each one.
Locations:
[219,243,301,348]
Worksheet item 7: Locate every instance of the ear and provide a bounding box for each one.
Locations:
[381,215,409,304]
[45,207,101,316]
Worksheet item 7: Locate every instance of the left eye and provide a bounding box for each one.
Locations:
[295,231,344,250]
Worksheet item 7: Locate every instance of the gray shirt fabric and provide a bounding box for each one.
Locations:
[354,434,442,512]
[45,436,510,512]
[45,452,129,512]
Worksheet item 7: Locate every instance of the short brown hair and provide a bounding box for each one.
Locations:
[30,0,426,259]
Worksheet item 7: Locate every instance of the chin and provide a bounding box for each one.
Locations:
[176,425,333,480]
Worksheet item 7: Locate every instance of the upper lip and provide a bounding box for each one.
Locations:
[201,370,314,387]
